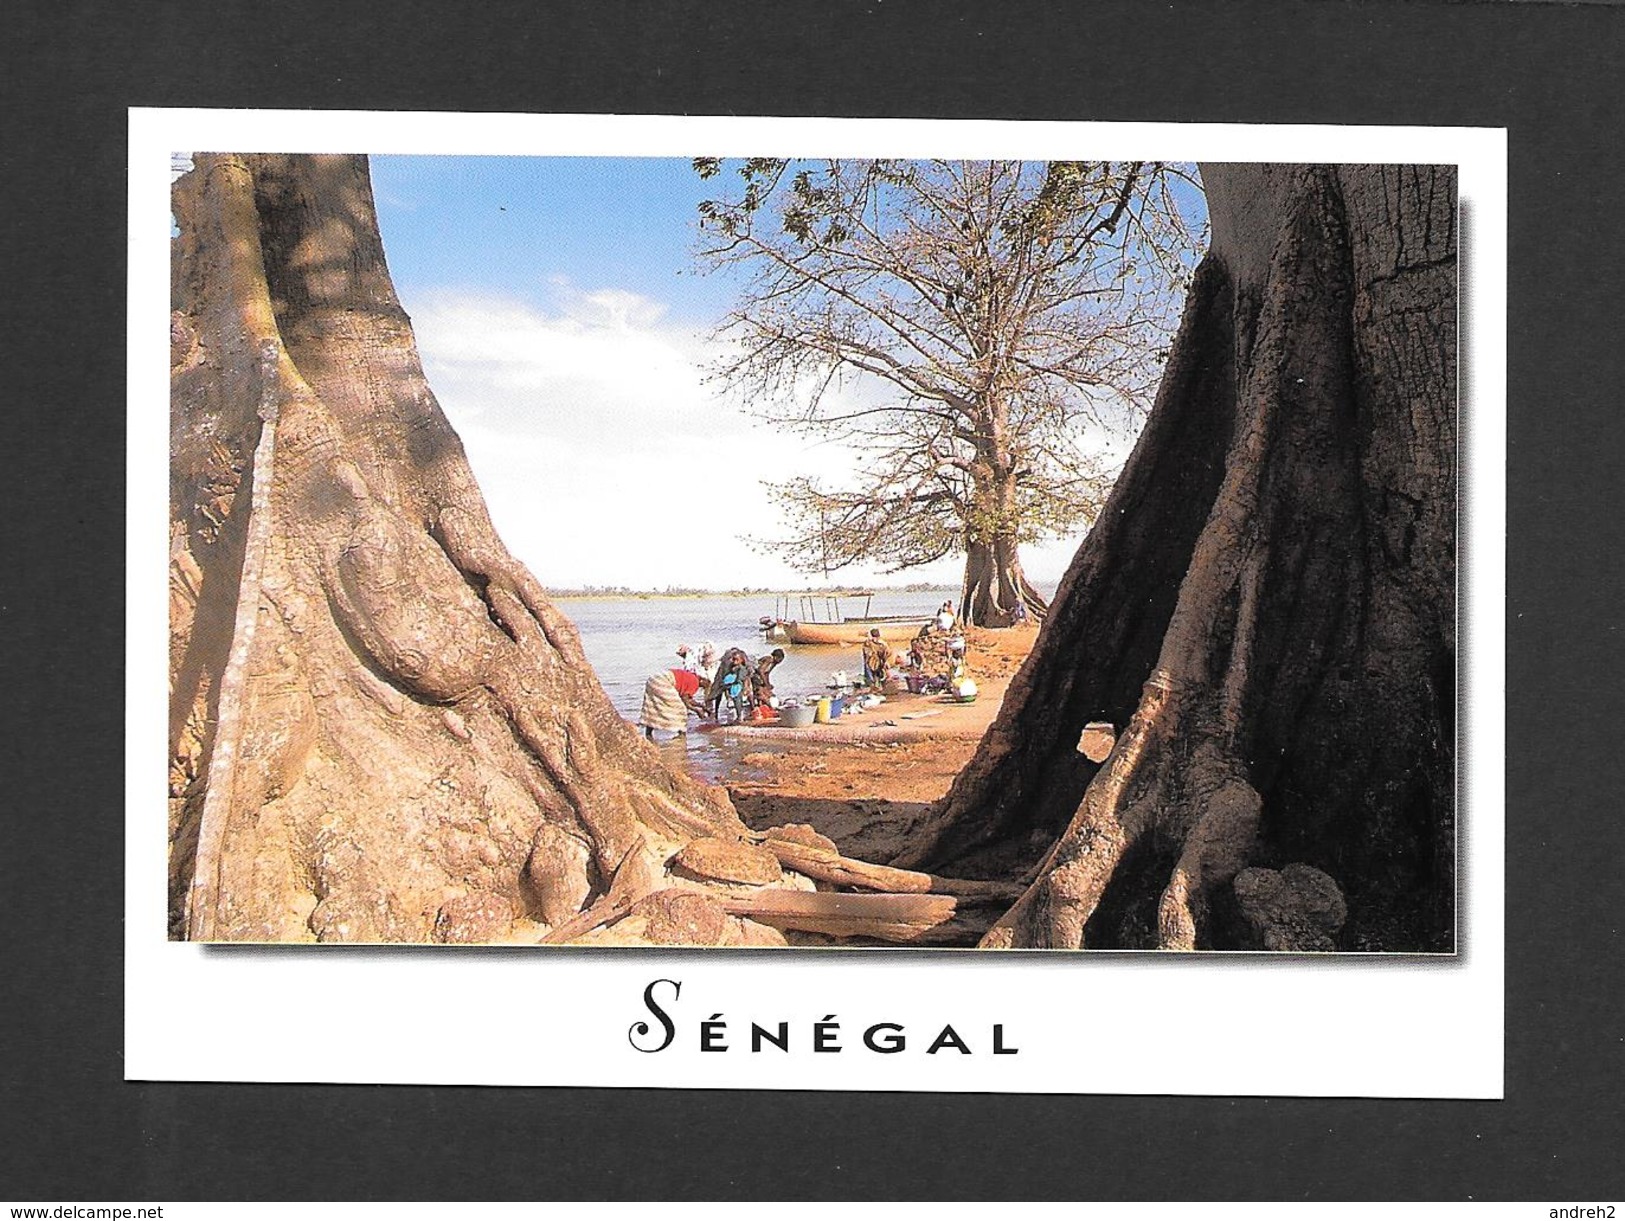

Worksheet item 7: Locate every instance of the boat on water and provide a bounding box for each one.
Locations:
[759,591,933,647]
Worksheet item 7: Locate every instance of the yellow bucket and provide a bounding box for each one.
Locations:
[815,696,833,723]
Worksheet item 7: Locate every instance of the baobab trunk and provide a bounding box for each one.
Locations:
[959,533,1047,627]
[959,476,1049,626]
[904,164,1456,953]
[167,153,754,944]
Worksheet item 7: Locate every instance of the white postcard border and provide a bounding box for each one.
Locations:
[128,110,1505,1096]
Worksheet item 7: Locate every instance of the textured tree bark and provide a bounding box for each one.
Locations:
[959,529,1049,628]
[901,164,1457,953]
[168,154,748,943]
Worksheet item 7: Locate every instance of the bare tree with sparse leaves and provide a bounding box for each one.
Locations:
[695,158,1201,625]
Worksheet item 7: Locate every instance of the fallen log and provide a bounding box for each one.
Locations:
[540,831,1020,945]
[718,890,959,943]
[539,839,652,945]
[758,836,1023,903]
[920,877,1025,903]
[759,838,932,892]
[906,907,1000,947]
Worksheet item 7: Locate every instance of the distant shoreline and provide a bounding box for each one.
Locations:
[545,584,960,601]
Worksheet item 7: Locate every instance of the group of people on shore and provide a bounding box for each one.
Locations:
[860,601,968,692]
[640,641,785,739]
[639,602,973,739]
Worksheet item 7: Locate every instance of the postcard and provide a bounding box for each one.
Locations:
[129,109,1505,1095]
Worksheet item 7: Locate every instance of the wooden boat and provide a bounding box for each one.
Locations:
[783,618,929,646]
[762,591,932,647]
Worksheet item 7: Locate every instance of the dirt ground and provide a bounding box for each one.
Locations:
[717,625,1038,861]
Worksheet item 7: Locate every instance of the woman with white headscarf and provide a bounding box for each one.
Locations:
[695,641,719,683]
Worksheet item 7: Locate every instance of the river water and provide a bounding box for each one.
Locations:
[559,587,959,782]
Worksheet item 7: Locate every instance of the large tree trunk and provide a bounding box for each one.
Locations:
[959,473,1049,626]
[168,154,758,944]
[904,164,1456,953]
[959,532,1048,627]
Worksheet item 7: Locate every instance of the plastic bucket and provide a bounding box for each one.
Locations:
[780,703,816,728]
[815,697,833,723]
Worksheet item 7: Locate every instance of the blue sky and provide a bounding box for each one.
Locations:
[370,155,1205,591]
[373,156,741,325]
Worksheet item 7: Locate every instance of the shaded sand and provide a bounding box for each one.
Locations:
[718,625,1038,864]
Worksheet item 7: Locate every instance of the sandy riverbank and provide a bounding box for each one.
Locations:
[707,624,1038,862]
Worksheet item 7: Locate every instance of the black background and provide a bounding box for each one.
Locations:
[4,0,1621,1201]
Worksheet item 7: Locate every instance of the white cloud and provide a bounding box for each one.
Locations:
[407,286,724,448]
[404,284,1112,591]
[406,286,874,588]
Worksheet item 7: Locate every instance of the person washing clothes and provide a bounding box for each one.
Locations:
[751,648,786,708]
[707,648,755,723]
[861,628,892,687]
[640,664,710,739]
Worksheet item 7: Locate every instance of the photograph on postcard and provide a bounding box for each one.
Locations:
[167,151,1456,953]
